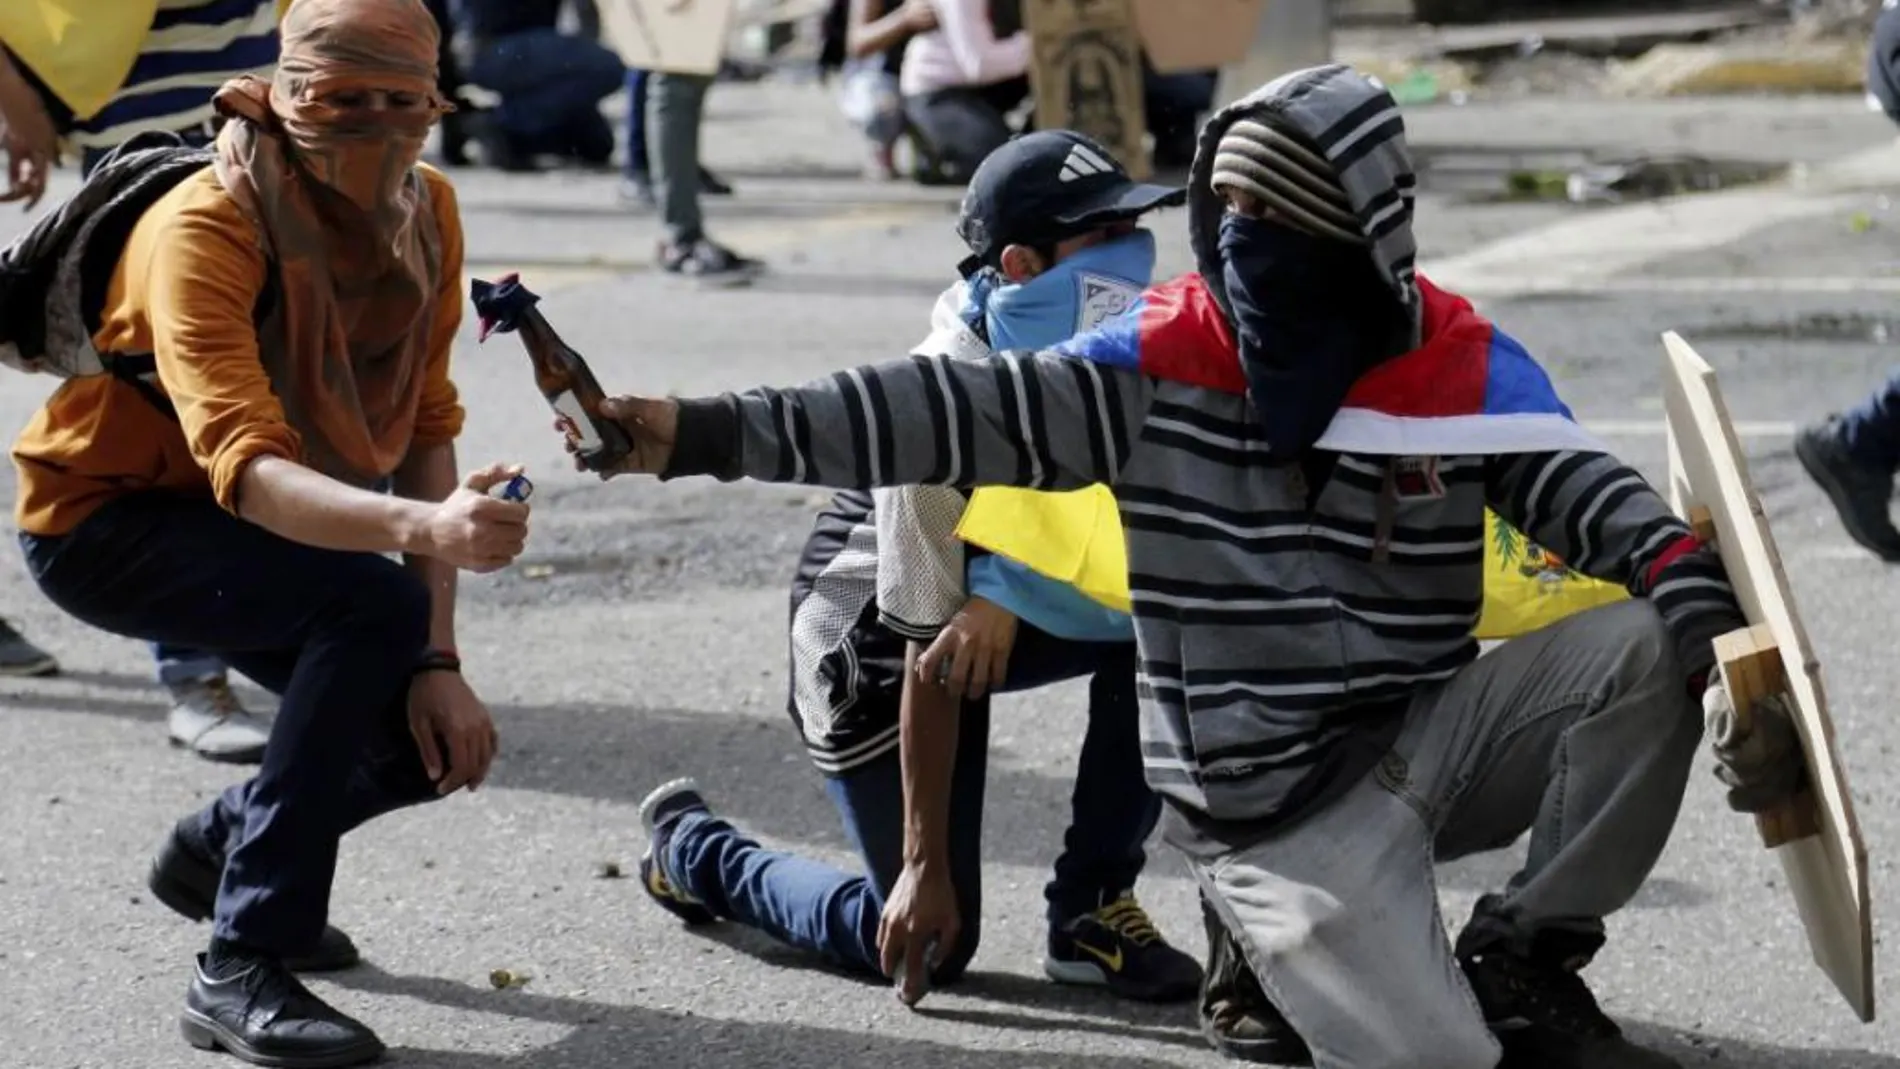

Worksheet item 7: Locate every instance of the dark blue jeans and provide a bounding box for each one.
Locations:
[18,492,441,957]
[465,27,624,160]
[661,625,1156,983]
[1839,368,1900,470]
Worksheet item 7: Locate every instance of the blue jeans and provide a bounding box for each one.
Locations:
[661,625,1156,982]
[152,642,228,688]
[1839,368,1900,469]
[465,28,623,159]
[19,492,441,956]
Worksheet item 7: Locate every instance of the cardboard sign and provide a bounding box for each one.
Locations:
[595,0,736,76]
[1131,0,1269,74]
[1661,331,1875,1023]
[1024,0,1151,179]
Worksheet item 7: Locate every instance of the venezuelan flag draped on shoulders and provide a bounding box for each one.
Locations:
[954,273,1628,640]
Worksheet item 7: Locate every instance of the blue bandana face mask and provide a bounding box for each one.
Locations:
[977,229,1158,353]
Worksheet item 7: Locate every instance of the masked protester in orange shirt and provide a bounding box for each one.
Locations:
[9,2,527,1064]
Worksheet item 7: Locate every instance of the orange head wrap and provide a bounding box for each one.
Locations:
[208,0,453,488]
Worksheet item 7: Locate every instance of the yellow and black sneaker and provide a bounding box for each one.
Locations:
[637,778,718,926]
[1044,891,1202,1003]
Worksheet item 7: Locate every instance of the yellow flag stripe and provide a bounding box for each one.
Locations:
[954,486,1626,639]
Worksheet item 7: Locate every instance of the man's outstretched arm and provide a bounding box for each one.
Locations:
[599,350,1154,491]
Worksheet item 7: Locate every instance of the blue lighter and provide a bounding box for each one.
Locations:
[496,473,534,503]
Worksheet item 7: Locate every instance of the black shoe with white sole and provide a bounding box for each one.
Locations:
[1044,892,1202,1003]
[181,953,384,1068]
[147,819,361,973]
[637,778,719,926]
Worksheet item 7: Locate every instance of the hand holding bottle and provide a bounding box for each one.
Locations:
[556,395,678,478]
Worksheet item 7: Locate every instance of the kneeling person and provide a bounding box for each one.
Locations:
[633,131,1202,1004]
[564,68,1798,1069]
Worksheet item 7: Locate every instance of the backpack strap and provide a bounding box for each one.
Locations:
[0,131,216,377]
[105,261,282,424]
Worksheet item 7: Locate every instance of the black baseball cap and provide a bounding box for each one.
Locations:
[955,130,1186,277]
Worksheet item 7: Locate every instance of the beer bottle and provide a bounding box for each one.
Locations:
[470,273,633,471]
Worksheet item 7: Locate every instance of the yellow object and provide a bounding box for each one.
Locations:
[0,1,159,119]
[959,485,1133,612]
[955,488,1627,640]
[1471,509,1628,640]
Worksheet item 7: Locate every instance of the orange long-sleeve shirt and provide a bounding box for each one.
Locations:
[11,162,466,537]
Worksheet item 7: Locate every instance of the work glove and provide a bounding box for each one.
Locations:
[1703,681,1807,814]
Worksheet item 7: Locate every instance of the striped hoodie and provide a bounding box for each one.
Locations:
[663,67,1744,849]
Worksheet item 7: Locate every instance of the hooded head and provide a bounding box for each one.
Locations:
[1185,64,1422,460]
[205,0,453,489]
[216,0,449,224]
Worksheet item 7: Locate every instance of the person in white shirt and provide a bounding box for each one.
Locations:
[899,0,1030,181]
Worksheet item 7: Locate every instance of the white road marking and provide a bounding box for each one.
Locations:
[1455,275,1900,297]
[1424,140,1900,299]
[1582,418,1798,438]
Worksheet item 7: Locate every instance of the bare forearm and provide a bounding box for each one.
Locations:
[900,641,960,868]
[236,455,434,555]
[394,443,461,651]
[848,9,915,57]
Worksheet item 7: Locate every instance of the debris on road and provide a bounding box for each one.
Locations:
[488,968,532,989]
[594,860,624,879]
[1562,155,1788,203]
[1341,1,1874,102]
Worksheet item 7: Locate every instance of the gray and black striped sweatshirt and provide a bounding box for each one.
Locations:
[660,66,1744,848]
[661,346,1742,847]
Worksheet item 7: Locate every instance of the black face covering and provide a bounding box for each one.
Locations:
[1218,212,1413,462]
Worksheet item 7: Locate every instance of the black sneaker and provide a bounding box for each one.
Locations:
[637,778,718,926]
[1045,891,1202,1003]
[181,952,384,1068]
[699,165,734,196]
[465,112,537,173]
[147,819,361,973]
[657,238,763,288]
[1795,416,1900,560]
[0,618,58,677]
[1199,896,1312,1065]
[1460,948,1679,1069]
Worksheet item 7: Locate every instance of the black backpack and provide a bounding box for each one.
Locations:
[0,131,222,412]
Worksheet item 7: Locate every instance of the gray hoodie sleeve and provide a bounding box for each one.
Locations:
[664,350,1154,496]
[1486,450,1747,682]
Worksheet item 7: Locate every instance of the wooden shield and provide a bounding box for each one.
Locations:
[1130,0,1269,73]
[1024,0,1151,179]
[596,0,737,76]
[1661,331,1874,1022]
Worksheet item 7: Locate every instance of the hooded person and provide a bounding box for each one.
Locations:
[9,1,530,1064]
[619,129,1207,1007]
[575,65,1805,1069]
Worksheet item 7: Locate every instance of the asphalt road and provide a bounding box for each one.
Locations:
[4,81,1900,1069]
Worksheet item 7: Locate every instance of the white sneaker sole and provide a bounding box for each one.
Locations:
[638,777,702,833]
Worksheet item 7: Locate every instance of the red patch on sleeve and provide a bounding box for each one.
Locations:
[1645,533,1702,588]
[1136,276,1246,394]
